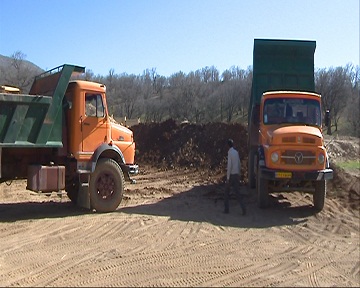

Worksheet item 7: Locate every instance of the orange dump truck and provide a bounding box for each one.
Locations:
[247,39,333,211]
[0,64,138,212]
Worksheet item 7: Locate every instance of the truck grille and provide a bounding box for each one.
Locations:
[282,136,316,144]
[280,150,316,165]
[303,137,316,144]
[282,137,296,143]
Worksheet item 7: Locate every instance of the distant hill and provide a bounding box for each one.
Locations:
[0,54,43,73]
[0,54,44,93]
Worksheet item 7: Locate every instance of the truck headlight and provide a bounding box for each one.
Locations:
[271,152,279,163]
[318,153,325,164]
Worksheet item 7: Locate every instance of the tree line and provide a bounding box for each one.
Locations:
[1,51,359,137]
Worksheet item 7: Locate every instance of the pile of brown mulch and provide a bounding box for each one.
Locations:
[131,119,249,180]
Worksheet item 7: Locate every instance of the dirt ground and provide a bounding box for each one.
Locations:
[0,120,359,287]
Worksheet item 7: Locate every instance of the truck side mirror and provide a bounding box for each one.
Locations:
[324,110,330,127]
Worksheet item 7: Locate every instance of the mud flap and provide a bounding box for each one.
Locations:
[77,174,91,209]
[77,183,90,209]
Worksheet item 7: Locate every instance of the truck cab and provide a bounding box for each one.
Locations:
[256,91,333,210]
[65,80,136,168]
[63,80,139,211]
[248,39,333,211]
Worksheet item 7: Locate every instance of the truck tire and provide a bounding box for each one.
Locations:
[257,167,269,208]
[89,158,124,213]
[313,180,326,211]
[248,148,256,189]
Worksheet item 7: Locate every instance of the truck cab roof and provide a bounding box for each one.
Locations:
[263,91,321,99]
[68,80,106,92]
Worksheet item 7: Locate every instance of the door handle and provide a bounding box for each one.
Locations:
[83,122,90,126]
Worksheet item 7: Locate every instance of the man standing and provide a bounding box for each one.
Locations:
[224,139,246,215]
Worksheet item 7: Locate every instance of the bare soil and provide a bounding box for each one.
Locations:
[0,121,359,287]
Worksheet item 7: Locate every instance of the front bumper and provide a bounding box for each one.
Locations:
[122,164,139,176]
[259,168,333,181]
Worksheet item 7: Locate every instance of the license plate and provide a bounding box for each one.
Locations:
[275,172,292,178]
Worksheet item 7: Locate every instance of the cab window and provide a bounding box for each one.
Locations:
[85,93,104,117]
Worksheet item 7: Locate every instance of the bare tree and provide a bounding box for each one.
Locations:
[106,68,116,93]
[220,66,252,122]
[142,68,156,100]
[315,65,353,133]
[83,69,95,81]
[167,72,191,120]
[220,79,241,122]
[200,66,219,83]
[204,91,222,122]
[143,96,167,123]
[118,75,141,119]
[2,51,40,93]
[344,65,360,136]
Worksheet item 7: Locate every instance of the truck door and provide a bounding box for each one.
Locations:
[81,93,108,154]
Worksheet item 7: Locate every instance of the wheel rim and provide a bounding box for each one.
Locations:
[95,172,116,199]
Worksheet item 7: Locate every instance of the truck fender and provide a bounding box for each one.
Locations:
[90,143,125,173]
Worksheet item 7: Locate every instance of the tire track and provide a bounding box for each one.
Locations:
[1,166,359,287]
[2,214,150,286]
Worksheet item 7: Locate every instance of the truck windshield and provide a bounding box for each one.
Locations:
[263,98,321,126]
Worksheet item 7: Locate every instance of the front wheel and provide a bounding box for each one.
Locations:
[89,158,124,212]
[313,180,326,211]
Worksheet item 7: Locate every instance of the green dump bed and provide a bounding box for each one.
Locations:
[248,39,316,122]
[0,64,84,148]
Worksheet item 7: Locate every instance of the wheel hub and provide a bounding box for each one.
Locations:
[96,173,115,199]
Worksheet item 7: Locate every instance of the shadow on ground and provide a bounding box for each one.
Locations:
[0,182,318,228]
[0,200,89,222]
[120,183,318,229]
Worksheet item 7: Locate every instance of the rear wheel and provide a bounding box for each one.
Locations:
[313,180,326,211]
[89,158,124,213]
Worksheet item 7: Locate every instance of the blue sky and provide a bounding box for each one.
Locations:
[0,0,359,77]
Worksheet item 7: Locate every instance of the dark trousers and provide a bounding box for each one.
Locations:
[224,174,246,213]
